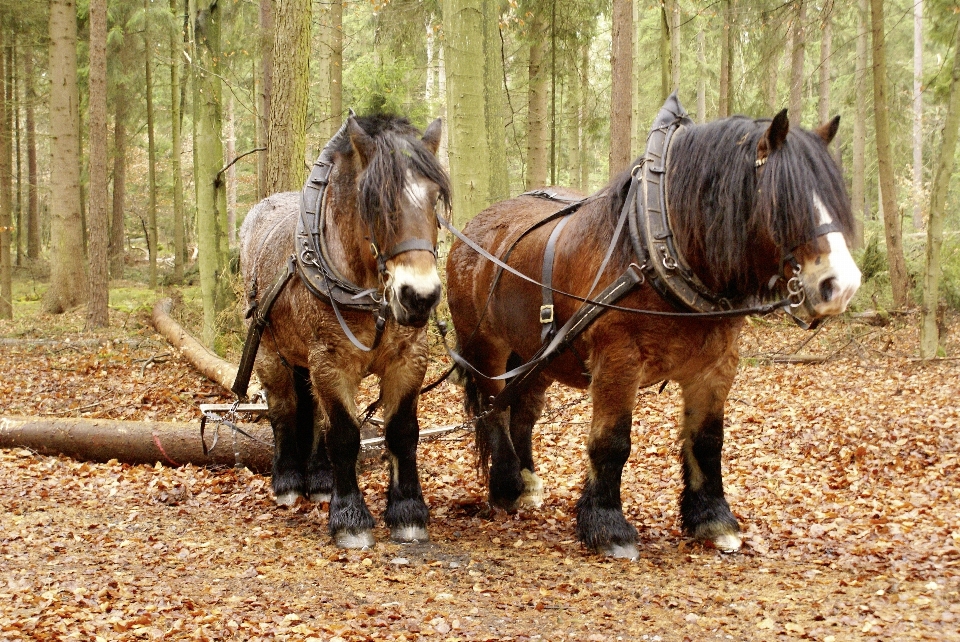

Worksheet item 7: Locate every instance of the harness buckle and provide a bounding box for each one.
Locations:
[539,305,555,324]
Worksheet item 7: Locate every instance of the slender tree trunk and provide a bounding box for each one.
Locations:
[870,0,910,309]
[761,8,781,114]
[660,0,670,102]
[193,0,229,347]
[43,0,88,314]
[818,3,833,124]
[13,43,22,268]
[226,95,236,247]
[483,0,508,203]
[258,0,273,200]
[0,31,12,320]
[316,0,343,141]
[789,0,806,121]
[265,0,310,194]
[109,91,127,278]
[87,0,109,328]
[144,2,158,289]
[525,12,548,190]
[696,26,705,123]
[912,0,924,231]
[579,41,589,191]
[609,0,632,176]
[564,47,581,191]
[719,0,732,118]
[23,49,38,262]
[920,17,960,359]
[852,0,868,248]
[171,0,185,282]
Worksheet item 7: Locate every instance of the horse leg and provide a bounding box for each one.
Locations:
[288,366,334,503]
[678,374,741,552]
[380,362,430,542]
[259,359,309,506]
[508,374,549,509]
[576,366,640,559]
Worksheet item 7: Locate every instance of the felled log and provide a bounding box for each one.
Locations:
[150,297,261,398]
[0,416,273,473]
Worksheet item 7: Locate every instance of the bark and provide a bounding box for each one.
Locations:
[0,31,12,320]
[23,49,38,262]
[912,0,924,231]
[761,8,782,115]
[316,0,343,141]
[818,3,833,125]
[265,0,310,194]
[144,1,159,289]
[109,89,127,279]
[43,0,88,314]
[13,43,21,267]
[789,0,806,121]
[659,0,678,101]
[870,0,911,309]
[579,41,589,190]
[609,0,632,176]
[87,0,109,328]
[226,95,236,247]
[696,26,705,123]
[852,0,868,248]
[483,0,508,203]
[719,0,732,118]
[920,17,960,359]
[564,47,581,190]
[0,416,273,474]
[171,0,185,282]
[258,0,273,200]
[525,12,548,190]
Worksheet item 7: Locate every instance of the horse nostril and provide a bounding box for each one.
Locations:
[819,277,836,302]
[400,284,441,312]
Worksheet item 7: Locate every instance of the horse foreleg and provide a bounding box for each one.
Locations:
[678,373,741,553]
[323,398,376,548]
[576,369,640,559]
[381,378,429,543]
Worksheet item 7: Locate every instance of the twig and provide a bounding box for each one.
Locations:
[136,353,172,377]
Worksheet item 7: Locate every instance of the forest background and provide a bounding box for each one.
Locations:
[0,0,959,357]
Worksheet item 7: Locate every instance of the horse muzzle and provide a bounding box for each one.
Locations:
[796,232,862,318]
[387,265,442,327]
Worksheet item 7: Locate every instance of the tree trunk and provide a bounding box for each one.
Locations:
[912,0,924,231]
[719,0,732,118]
[919,17,960,359]
[579,41,590,190]
[109,90,127,279]
[171,0,185,283]
[525,12,548,190]
[789,0,806,121]
[258,0,273,200]
[43,0,88,314]
[265,0,310,194]
[192,0,229,347]
[0,30,12,320]
[87,0,109,328]
[316,0,343,141]
[696,26,706,123]
[564,46,581,190]
[483,0,508,203]
[609,0,632,176]
[852,0,868,248]
[144,1,159,289]
[12,43,21,268]
[226,95,236,247]
[818,3,833,124]
[23,49,39,262]
[870,0,910,309]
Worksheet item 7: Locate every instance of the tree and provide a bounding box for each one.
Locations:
[43,0,88,314]
[316,0,343,141]
[142,0,159,289]
[912,0,924,231]
[789,0,806,120]
[609,0,631,175]
[850,0,868,250]
[0,29,11,320]
[23,49,39,262]
[870,0,910,309]
[525,9,548,190]
[87,0,109,328]
[920,15,960,359]
[170,0,186,282]
[718,0,732,117]
[257,0,273,200]
[265,0,310,194]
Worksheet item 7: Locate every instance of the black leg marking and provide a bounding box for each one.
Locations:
[326,401,375,546]
[383,390,429,541]
[680,414,739,542]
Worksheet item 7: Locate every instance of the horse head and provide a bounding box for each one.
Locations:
[347,116,450,327]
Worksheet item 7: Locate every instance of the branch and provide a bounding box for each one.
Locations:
[217,147,265,182]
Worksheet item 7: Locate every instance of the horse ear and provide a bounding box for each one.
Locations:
[422,118,442,155]
[348,117,377,167]
[815,115,841,145]
[757,108,790,165]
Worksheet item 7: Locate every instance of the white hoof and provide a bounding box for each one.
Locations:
[308,491,332,504]
[602,542,639,560]
[274,491,301,507]
[335,529,376,550]
[712,533,742,553]
[516,470,545,509]
[391,525,429,543]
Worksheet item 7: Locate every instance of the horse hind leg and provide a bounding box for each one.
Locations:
[508,373,549,510]
[263,364,311,506]
[296,366,333,503]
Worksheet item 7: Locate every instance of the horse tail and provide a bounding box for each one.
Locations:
[458,351,523,478]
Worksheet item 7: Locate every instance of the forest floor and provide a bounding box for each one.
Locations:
[1,291,959,641]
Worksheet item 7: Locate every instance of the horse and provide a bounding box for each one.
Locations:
[444,95,861,559]
[238,114,450,548]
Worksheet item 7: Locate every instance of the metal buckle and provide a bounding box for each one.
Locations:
[539,305,554,324]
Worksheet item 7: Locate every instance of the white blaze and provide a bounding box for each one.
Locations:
[811,193,861,314]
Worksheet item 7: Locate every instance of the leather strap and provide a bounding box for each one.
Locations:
[540,216,571,343]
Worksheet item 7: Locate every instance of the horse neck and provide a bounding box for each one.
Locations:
[322,172,380,289]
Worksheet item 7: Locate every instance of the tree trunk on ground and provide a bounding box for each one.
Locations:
[852,0,868,249]
[24,49,39,262]
[87,0,109,329]
[258,0,273,200]
[0,416,274,474]
[43,0,88,314]
[609,0,632,176]
[171,0,185,283]
[525,13,548,190]
[920,17,960,359]
[144,1,159,289]
[266,0,310,194]
[316,0,343,141]
[719,0,732,118]
[912,0,924,231]
[870,0,910,309]
[192,0,230,348]
[109,89,127,279]
[0,31,12,320]
[789,0,806,121]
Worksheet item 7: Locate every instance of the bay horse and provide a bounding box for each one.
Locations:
[445,96,861,558]
[239,114,450,548]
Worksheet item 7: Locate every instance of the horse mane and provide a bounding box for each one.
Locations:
[334,114,451,236]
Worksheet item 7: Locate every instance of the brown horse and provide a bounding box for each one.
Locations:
[239,114,450,548]
[445,98,860,558]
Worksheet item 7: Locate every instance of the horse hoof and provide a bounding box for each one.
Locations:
[712,533,742,553]
[516,470,544,509]
[274,491,301,507]
[308,492,332,504]
[602,542,639,560]
[391,525,429,543]
[334,529,375,550]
